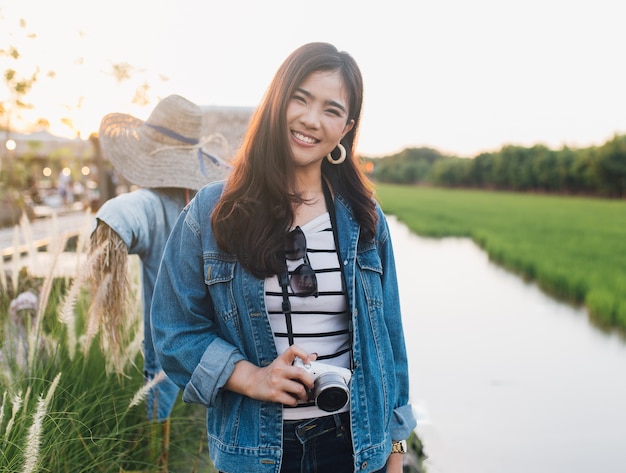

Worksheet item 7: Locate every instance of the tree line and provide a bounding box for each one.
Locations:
[366,134,626,198]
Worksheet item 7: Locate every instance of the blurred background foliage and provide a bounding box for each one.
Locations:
[366,134,626,199]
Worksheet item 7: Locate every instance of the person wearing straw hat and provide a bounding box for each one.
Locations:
[88,94,232,463]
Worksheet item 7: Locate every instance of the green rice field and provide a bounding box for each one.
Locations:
[375,184,626,331]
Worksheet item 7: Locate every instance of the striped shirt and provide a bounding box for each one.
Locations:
[265,212,351,420]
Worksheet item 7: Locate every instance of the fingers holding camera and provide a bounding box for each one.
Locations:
[285,344,318,366]
[224,345,316,405]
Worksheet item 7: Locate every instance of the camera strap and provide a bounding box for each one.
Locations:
[278,178,354,370]
[278,271,295,346]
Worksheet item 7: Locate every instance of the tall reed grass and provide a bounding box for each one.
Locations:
[375,184,626,331]
[0,213,214,472]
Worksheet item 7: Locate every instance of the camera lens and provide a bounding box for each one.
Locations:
[313,373,349,412]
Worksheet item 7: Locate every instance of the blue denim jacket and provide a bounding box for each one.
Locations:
[152,181,416,473]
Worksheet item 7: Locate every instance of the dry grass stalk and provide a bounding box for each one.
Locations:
[87,223,134,374]
[82,272,109,358]
[0,391,6,431]
[21,372,60,473]
[3,390,23,440]
[42,372,61,414]
[22,385,32,419]
[21,395,46,473]
[59,242,108,361]
[128,370,166,411]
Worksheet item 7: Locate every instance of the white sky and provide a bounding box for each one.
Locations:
[1,0,625,157]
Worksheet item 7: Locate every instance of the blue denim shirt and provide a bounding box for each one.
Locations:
[151,182,416,473]
[94,188,183,420]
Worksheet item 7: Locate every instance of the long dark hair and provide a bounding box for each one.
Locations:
[212,42,377,278]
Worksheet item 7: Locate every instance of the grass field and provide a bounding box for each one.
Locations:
[374,184,626,331]
[0,225,214,472]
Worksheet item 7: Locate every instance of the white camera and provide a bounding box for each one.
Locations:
[293,357,352,412]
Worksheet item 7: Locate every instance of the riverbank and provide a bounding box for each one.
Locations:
[375,184,626,332]
[389,215,626,473]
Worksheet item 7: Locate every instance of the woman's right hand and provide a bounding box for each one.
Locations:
[224,345,317,406]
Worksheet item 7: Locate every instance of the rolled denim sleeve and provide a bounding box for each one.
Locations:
[390,404,417,441]
[183,337,245,405]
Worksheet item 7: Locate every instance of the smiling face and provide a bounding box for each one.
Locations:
[286,70,355,172]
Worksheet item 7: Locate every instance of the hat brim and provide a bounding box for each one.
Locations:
[99,112,231,191]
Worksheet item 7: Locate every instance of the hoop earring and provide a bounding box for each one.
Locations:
[326,143,347,165]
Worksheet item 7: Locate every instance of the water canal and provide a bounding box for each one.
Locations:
[388,216,626,473]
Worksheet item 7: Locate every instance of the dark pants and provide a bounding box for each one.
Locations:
[220,413,387,472]
[281,412,387,473]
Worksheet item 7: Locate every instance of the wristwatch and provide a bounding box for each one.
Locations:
[391,439,407,454]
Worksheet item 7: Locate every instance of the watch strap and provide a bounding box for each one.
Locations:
[391,439,407,454]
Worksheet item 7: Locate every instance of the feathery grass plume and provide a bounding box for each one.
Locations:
[0,390,6,433]
[114,254,145,371]
[22,385,31,415]
[59,242,107,360]
[42,372,61,411]
[87,223,134,374]
[82,272,109,357]
[21,397,44,473]
[20,373,60,473]
[3,390,23,441]
[128,370,167,411]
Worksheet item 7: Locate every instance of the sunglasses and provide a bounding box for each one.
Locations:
[285,226,318,297]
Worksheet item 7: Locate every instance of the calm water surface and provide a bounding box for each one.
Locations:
[388,216,626,473]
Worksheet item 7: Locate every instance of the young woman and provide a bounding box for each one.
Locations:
[151,42,416,473]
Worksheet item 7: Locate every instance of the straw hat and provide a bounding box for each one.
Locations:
[99,94,232,190]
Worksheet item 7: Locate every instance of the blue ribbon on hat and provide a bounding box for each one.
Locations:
[146,123,231,176]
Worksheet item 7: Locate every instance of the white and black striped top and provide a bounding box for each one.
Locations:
[265,212,351,420]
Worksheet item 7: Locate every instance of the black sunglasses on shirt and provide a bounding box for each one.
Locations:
[285,226,318,297]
